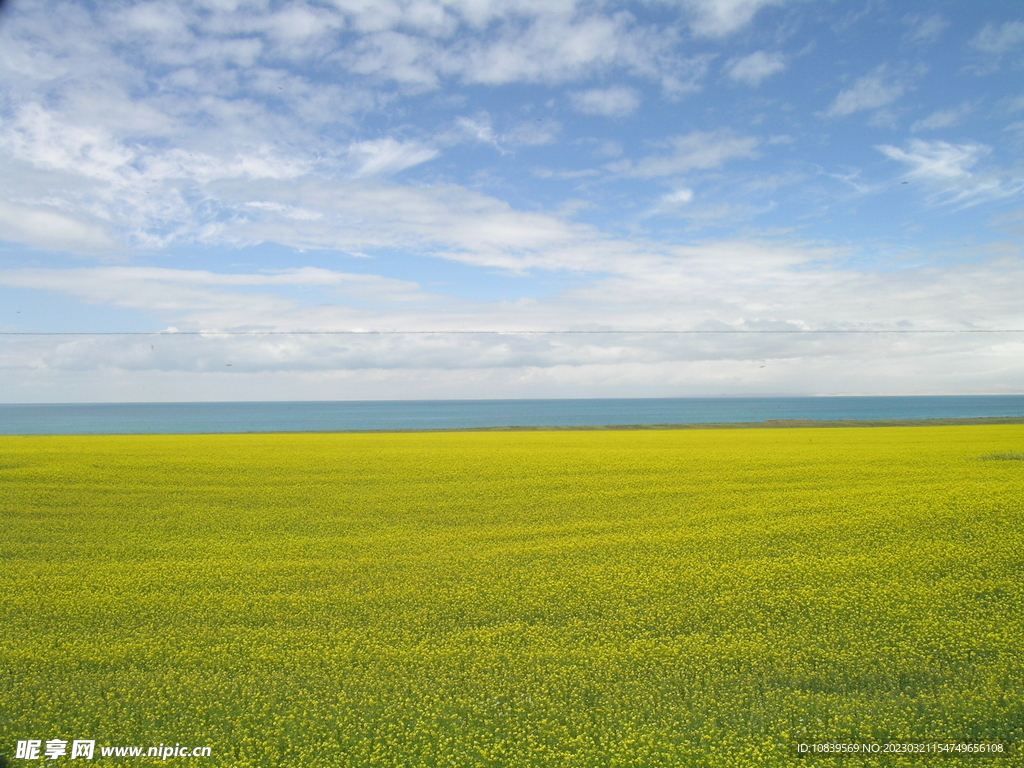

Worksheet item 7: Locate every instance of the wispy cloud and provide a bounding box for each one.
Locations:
[0,266,432,321]
[571,86,641,117]
[725,51,786,86]
[904,14,948,44]
[643,187,696,218]
[878,140,987,180]
[331,2,709,92]
[966,20,1024,75]
[5,242,1024,401]
[613,131,760,178]
[910,103,974,132]
[503,120,562,146]
[970,20,1024,54]
[347,138,440,177]
[0,200,118,253]
[826,65,907,117]
[683,0,793,38]
[877,139,1024,207]
[3,0,1024,400]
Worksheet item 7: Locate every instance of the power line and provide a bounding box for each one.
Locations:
[2,330,1024,336]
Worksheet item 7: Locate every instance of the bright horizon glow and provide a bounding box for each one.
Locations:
[1,0,1023,402]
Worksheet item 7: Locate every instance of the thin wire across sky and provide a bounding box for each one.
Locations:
[1,330,1023,337]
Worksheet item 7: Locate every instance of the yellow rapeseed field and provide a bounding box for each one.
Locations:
[1,425,1022,766]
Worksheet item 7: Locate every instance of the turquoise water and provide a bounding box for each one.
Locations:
[1,396,1023,435]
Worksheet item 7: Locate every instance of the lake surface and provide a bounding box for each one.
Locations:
[2,396,1024,435]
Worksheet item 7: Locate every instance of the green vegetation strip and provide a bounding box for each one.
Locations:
[2,426,1023,766]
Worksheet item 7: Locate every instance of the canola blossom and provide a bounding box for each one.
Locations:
[1,425,1022,766]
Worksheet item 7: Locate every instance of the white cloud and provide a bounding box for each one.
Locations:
[7,339,1021,402]
[664,188,695,204]
[243,202,323,221]
[3,103,137,185]
[5,241,1024,401]
[878,139,987,181]
[618,130,759,178]
[0,0,697,163]
[725,51,785,86]
[905,14,947,44]
[0,0,715,259]
[0,266,431,321]
[970,20,1024,55]
[205,176,655,274]
[532,167,601,180]
[2,0,1023,401]
[452,114,501,147]
[347,138,440,176]
[120,2,192,39]
[877,139,1024,207]
[0,92,650,269]
[0,98,316,251]
[571,86,641,117]
[910,103,973,132]
[683,0,790,38]
[444,113,560,150]
[503,120,562,146]
[643,187,695,217]
[594,139,624,157]
[342,30,443,87]
[0,201,118,253]
[826,66,906,117]
[327,2,706,92]
[453,13,633,85]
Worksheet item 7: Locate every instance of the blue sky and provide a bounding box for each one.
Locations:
[1,0,1023,402]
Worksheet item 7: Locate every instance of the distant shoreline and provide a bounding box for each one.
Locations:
[6,415,1024,438]
[439,415,1024,431]
[310,415,1024,433]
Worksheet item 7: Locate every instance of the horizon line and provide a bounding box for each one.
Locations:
[3,329,1024,337]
